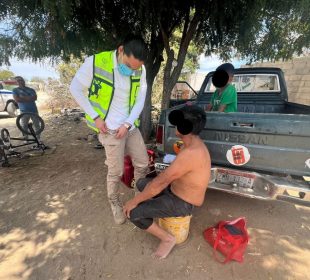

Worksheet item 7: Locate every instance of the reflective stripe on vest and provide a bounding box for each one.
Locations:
[89,100,107,115]
[94,66,113,81]
[86,119,97,130]
[85,50,142,133]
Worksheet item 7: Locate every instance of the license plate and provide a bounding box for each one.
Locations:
[155,163,170,171]
[216,169,255,188]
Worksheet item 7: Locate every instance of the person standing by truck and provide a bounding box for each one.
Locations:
[206,63,237,112]
[70,35,150,225]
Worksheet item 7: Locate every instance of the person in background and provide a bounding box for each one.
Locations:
[70,35,149,225]
[124,105,211,259]
[13,76,42,140]
[206,63,237,112]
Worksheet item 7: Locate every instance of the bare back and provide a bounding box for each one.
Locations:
[171,137,211,206]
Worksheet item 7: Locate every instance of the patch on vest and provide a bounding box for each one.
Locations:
[88,78,103,98]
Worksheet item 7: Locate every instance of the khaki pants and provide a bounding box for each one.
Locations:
[98,128,149,203]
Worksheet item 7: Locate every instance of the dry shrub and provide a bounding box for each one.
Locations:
[45,79,78,114]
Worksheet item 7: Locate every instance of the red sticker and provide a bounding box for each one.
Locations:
[226,145,250,166]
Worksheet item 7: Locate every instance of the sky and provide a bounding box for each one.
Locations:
[2,58,59,80]
[198,54,246,73]
[1,54,246,81]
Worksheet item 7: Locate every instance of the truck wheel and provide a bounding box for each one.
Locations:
[6,102,18,117]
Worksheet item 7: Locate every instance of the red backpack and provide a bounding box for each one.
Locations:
[203,217,249,264]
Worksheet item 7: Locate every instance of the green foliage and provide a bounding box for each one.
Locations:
[204,0,310,62]
[0,69,15,80]
[1,0,309,137]
[0,1,309,65]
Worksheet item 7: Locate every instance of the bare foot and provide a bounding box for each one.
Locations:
[152,235,176,259]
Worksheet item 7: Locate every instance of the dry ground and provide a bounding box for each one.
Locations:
[0,107,309,280]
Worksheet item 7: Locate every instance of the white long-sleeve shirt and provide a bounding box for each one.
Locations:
[70,51,147,130]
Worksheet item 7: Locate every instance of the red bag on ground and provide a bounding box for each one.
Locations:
[203,217,249,264]
[121,155,134,188]
[121,150,156,188]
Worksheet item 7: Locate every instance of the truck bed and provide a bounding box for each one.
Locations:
[236,99,310,114]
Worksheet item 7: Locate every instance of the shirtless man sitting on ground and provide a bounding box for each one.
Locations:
[123,105,211,259]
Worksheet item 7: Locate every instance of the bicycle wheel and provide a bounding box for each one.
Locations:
[0,128,10,143]
[16,113,45,136]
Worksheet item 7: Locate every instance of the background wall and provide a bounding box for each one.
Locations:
[242,57,310,105]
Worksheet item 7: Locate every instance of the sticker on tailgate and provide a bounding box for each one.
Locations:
[226,145,251,166]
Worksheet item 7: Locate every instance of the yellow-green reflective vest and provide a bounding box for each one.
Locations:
[85,51,142,133]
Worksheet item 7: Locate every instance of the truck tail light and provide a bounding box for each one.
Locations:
[156,124,164,144]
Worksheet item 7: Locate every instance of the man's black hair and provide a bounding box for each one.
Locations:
[169,105,206,135]
[216,63,235,76]
[122,34,148,61]
[180,105,206,135]
[14,76,24,81]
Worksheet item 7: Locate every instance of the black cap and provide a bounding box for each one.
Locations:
[216,63,235,76]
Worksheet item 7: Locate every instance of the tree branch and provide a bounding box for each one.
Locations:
[159,20,170,53]
[181,9,190,45]
[171,9,201,81]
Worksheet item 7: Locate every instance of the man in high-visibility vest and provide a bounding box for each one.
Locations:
[70,35,149,224]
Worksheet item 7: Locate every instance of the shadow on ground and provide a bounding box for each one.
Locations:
[0,114,309,280]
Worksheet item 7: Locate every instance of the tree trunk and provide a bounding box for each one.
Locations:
[161,49,174,109]
[161,11,201,110]
[140,50,163,141]
[140,81,153,142]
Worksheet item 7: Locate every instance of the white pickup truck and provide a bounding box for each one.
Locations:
[0,89,19,117]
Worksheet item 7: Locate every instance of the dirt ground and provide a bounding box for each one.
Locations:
[0,105,310,280]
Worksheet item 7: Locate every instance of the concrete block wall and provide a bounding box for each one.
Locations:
[242,57,310,105]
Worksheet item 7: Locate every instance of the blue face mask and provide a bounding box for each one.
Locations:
[118,63,134,76]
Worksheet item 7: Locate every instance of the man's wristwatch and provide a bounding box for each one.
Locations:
[93,115,100,121]
[123,123,132,130]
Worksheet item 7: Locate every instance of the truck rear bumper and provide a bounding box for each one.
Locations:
[155,163,310,207]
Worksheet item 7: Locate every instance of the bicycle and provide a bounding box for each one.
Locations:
[0,112,46,167]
